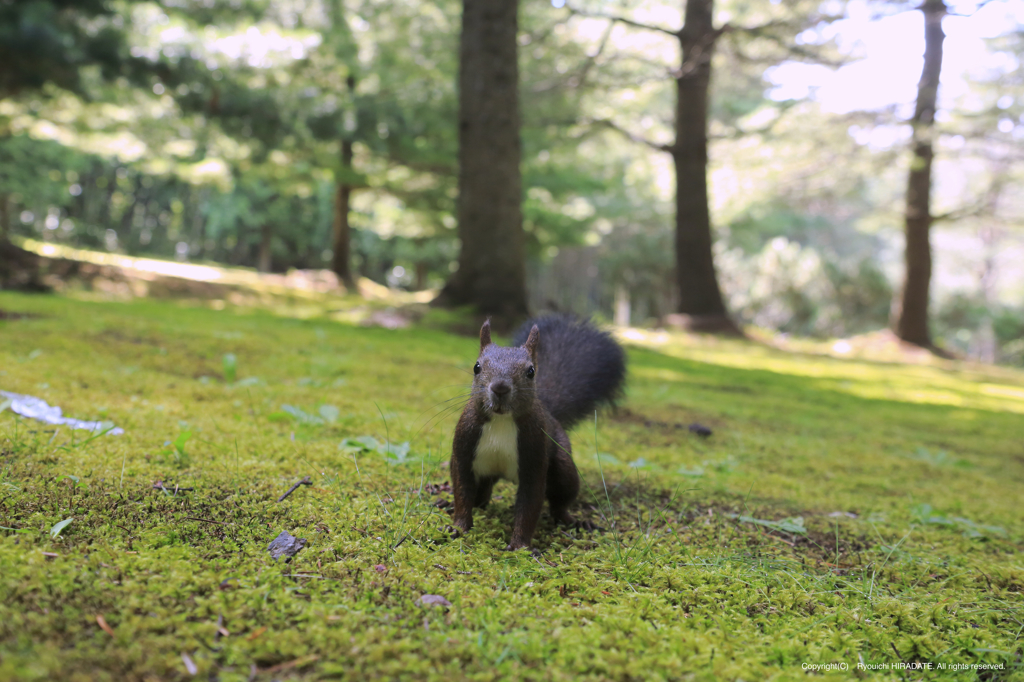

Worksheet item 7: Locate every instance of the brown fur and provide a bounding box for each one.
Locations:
[450,320,584,551]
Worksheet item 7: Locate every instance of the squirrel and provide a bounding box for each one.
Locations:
[449,314,626,551]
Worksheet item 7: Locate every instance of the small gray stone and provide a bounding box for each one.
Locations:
[419,594,451,608]
[267,531,307,562]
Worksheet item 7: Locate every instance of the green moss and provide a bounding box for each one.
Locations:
[1,292,1022,681]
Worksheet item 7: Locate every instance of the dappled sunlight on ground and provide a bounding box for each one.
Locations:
[620,326,1024,415]
[14,239,1024,416]
[18,238,435,326]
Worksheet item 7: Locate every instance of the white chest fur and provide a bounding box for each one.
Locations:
[472,413,519,484]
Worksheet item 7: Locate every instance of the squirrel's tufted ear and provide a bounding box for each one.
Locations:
[524,324,539,360]
[479,319,492,350]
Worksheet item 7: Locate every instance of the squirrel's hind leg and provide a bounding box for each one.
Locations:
[473,476,497,508]
[546,446,589,529]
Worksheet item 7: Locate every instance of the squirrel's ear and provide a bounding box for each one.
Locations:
[524,324,539,360]
[479,319,492,349]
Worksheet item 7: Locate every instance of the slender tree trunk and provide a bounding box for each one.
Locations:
[189,187,206,260]
[232,224,247,265]
[0,192,9,239]
[895,0,946,348]
[672,0,738,334]
[258,224,272,273]
[332,176,354,287]
[434,0,527,326]
[415,261,428,290]
[332,74,357,291]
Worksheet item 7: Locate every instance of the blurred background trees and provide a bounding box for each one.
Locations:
[1,0,1023,364]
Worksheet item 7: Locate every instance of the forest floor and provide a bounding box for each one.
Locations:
[1,288,1023,681]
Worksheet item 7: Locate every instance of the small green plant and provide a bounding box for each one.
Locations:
[222,353,237,383]
[341,435,418,464]
[163,430,192,468]
[911,503,1006,538]
[49,517,73,538]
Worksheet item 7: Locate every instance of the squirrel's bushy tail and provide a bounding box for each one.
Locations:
[512,314,626,429]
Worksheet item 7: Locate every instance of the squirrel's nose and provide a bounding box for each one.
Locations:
[489,381,511,397]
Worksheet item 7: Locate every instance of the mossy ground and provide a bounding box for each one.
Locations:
[1,291,1022,681]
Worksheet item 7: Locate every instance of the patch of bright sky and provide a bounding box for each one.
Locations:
[206,25,321,67]
[767,0,1024,113]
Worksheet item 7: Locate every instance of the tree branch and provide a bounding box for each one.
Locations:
[708,100,799,140]
[530,19,614,94]
[931,203,987,223]
[587,118,674,153]
[565,3,681,38]
[720,16,849,68]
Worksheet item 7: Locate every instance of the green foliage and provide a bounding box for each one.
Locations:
[933,295,1024,364]
[1,294,1022,680]
[0,0,132,98]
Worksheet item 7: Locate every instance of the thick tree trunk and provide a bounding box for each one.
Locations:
[895,0,946,348]
[0,190,44,290]
[672,0,738,334]
[332,74,357,291]
[0,239,46,291]
[434,0,527,326]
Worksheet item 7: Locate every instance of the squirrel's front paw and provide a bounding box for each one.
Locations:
[570,518,602,532]
[448,519,471,539]
[556,511,602,533]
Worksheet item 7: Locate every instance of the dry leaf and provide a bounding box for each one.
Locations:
[96,615,115,636]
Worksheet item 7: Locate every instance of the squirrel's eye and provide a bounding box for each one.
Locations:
[526,366,535,379]
[473,362,481,375]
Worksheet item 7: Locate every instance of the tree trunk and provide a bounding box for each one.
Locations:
[673,0,738,334]
[231,224,247,265]
[415,260,428,290]
[895,0,946,348]
[0,239,46,291]
[332,74,357,291]
[258,224,272,273]
[0,192,9,239]
[0,193,44,291]
[434,0,527,327]
[332,177,355,288]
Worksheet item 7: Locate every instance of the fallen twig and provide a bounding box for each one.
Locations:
[184,516,227,526]
[277,476,312,503]
[281,573,330,580]
[257,655,320,676]
[153,481,194,495]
